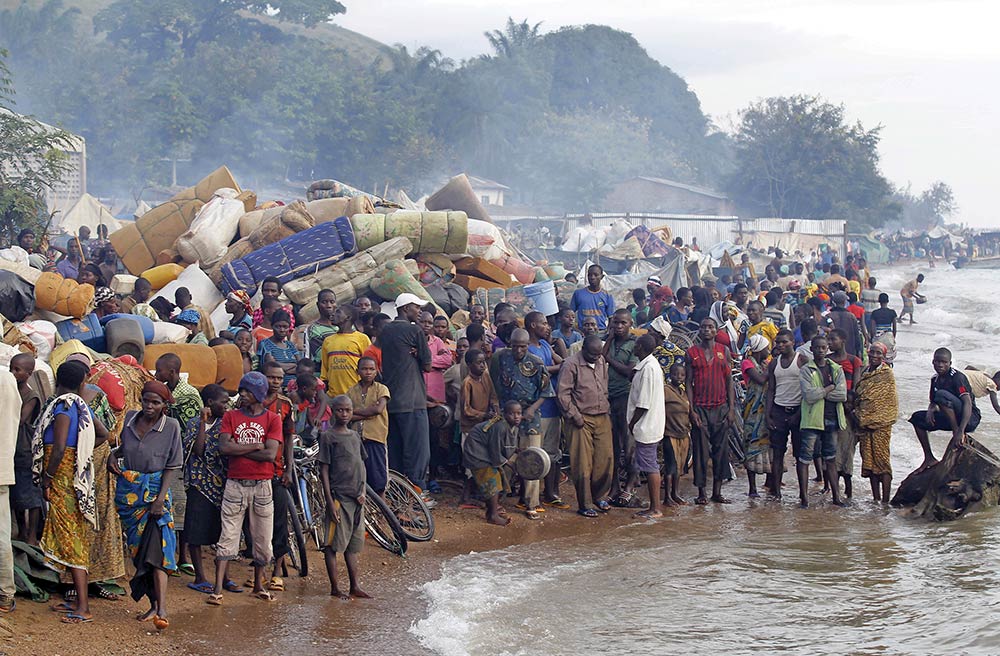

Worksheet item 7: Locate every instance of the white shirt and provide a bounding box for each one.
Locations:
[627,353,666,445]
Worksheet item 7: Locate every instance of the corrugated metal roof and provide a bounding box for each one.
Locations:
[631,176,730,200]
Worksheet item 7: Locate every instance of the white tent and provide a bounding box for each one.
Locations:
[133,200,152,218]
[55,193,124,235]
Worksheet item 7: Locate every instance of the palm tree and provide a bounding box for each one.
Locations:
[484,17,542,58]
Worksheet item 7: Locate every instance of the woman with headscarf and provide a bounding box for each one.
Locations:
[710,300,749,354]
[92,287,120,319]
[111,380,183,632]
[854,342,898,503]
[741,334,772,497]
[176,309,209,345]
[224,290,253,335]
[648,285,674,322]
[32,360,106,624]
[63,354,126,602]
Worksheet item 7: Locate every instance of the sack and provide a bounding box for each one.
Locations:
[467,219,509,260]
[34,272,93,320]
[110,166,240,274]
[15,320,58,361]
[151,321,188,344]
[0,270,36,321]
[350,211,467,253]
[175,188,247,266]
[306,179,372,201]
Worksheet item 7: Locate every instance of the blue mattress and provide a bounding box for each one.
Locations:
[221,216,357,295]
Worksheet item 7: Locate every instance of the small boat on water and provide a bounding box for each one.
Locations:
[953,256,1000,269]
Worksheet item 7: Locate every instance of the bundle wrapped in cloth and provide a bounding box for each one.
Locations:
[34,272,94,319]
[110,166,240,274]
[284,237,413,308]
[349,211,468,254]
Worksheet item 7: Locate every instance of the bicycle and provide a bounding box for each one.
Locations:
[362,484,408,556]
[383,470,435,542]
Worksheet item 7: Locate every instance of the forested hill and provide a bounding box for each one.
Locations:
[2,1,728,211]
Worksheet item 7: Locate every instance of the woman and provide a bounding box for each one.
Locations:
[176,308,209,345]
[235,328,257,374]
[112,380,183,632]
[224,290,253,335]
[183,384,241,594]
[92,287,120,319]
[32,360,104,624]
[258,309,301,386]
[78,262,106,288]
[64,354,126,602]
[741,334,772,497]
[709,300,748,354]
[854,342,899,503]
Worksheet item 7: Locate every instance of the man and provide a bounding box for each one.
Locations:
[261,363,296,590]
[963,367,1000,417]
[763,288,790,331]
[211,372,283,603]
[491,328,554,519]
[524,311,566,508]
[828,329,862,499]
[0,369,21,613]
[175,286,216,340]
[571,264,615,330]
[766,329,809,499]
[730,282,750,314]
[568,316,600,357]
[557,334,613,517]
[253,277,295,330]
[860,277,882,319]
[646,275,662,298]
[825,264,849,290]
[55,240,82,280]
[624,335,665,519]
[603,310,638,504]
[909,348,980,471]
[121,277,152,315]
[798,336,848,508]
[382,293,433,490]
[828,291,863,358]
[900,274,925,325]
[686,317,737,504]
[666,287,693,326]
[17,228,35,254]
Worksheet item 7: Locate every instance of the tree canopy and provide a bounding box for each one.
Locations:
[727,95,900,228]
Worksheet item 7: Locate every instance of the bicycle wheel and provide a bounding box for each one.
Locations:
[304,472,327,550]
[384,471,435,542]
[287,501,309,577]
[363,484,407,556]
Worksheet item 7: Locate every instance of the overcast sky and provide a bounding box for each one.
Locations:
[335,0,997,227]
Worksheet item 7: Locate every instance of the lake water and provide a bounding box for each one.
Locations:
[411,264,1000,656]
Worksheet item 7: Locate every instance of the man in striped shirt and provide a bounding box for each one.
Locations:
[686,317,738,505]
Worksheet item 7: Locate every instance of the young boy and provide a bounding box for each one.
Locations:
[319,395,370,599]
[346,357,391,495]
[321,305,371,397]
[799,336,848,508]
[10,353,43,545]
[551,309,582,351]
[294,372,331,445]
[828,328,863,498]
[459,349,498,506]
[463,401,522,526]
[662,362,690,506]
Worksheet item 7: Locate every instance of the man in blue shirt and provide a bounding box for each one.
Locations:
[525,311,568,509]
[571,264,615,330]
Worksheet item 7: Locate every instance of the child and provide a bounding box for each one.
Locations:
[321,305,371,397]
[551,309,582,351]
[234,328,257,374]
[346,357,390,494]
[252,296,281,345]
[662,362,691,506]
[459,349,498,507]
[462,401,522,526]
[319,395,370,599]
[10,353,43,545]
[287,358,326,402]
[294,372,331,446]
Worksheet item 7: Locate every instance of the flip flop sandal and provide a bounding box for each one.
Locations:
[0,599,15,614]
[595,500,611,513]
[61,613,93,624]
[187,582,215,594]
[267,577,285,592]
[223,580,244,593]
[94,585,119,601]
[577,508,599,518]
[253,590,275,602]
[153,616,170,632]
[514,502,530,511]
[525,510,541,520]
[543,498,570,509]
[177,563,196,577]
[64,589,78,602]
[206,594,224,606]
[50,601,74,613]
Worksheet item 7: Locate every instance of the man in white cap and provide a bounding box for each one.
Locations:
[382,294,433,491]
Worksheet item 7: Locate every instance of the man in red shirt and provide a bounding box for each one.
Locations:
[209,372,283,605]
[686,317,738,505]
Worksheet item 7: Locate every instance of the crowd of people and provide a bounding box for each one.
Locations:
[1,228,997,637]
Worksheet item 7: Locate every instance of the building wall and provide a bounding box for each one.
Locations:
[601,179,734,215]
[46,139,87,212]
[473,187,504,207]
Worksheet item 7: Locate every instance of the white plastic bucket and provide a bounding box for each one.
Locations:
[524,280,558,316]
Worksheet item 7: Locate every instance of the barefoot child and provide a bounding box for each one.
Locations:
[319,395,371,599]
[346,357,390,495]
[463,401,522,526]
[459,349,498,507]
[662,363,690,506]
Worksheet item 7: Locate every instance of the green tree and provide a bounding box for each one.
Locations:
[728,95,899,227]
[484,18,543,58]
[894,181,956,228]
[0,49,75,245]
